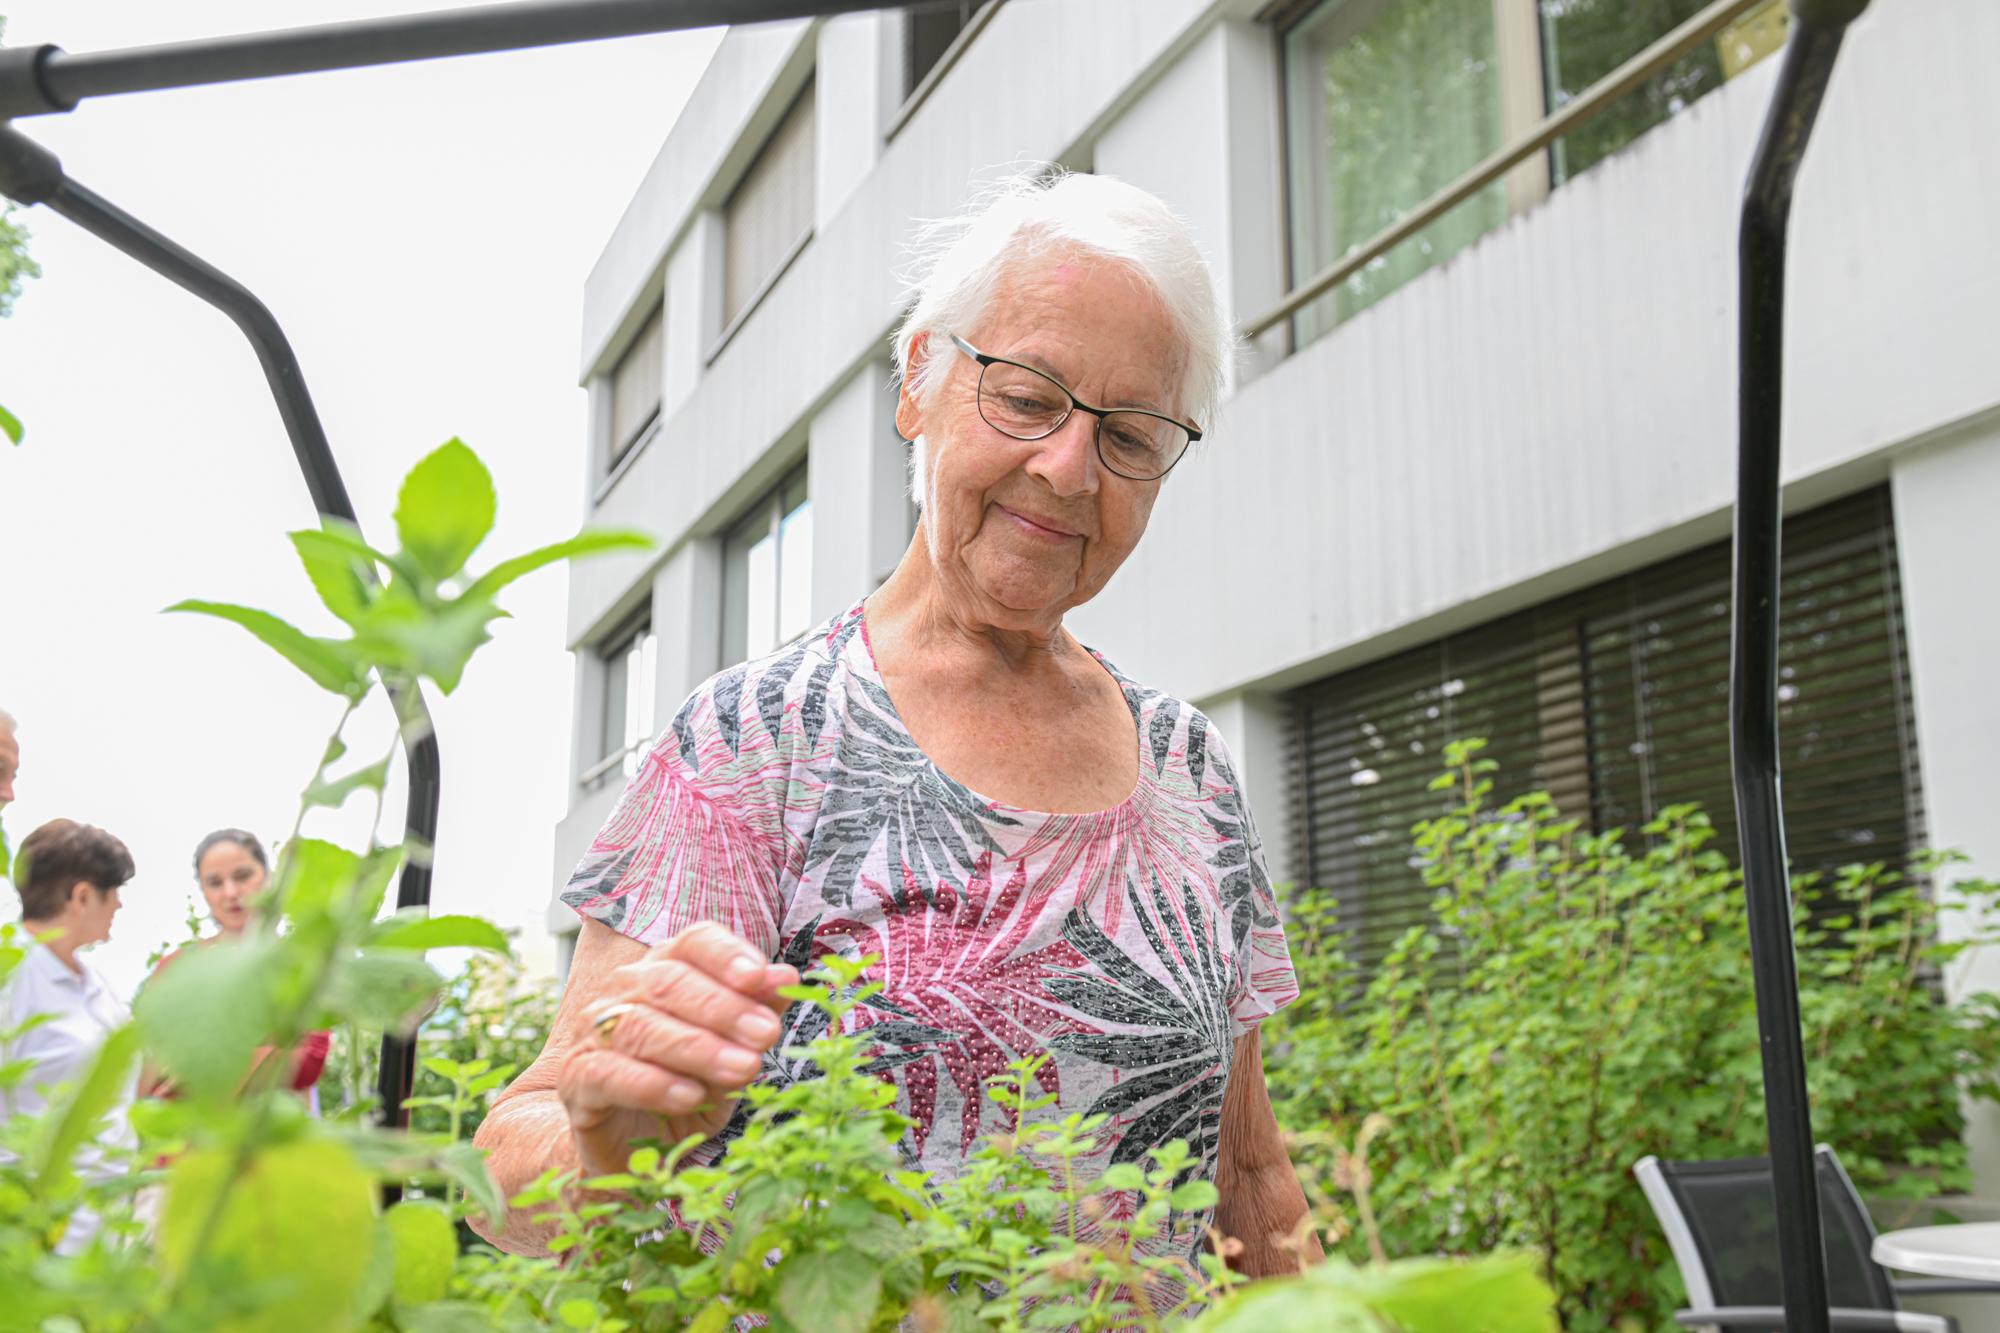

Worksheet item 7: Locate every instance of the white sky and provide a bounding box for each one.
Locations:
[0,2,721,988]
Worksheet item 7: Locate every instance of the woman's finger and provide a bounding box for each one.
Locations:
[609,958,784,1050]
[557,1045,710,1120]
[589,997,766,1090]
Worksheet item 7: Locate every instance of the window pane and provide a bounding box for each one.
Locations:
[724,81,816,332]
[1540,0,1763,185]
[744,527,778,659]
[609,305,664,464]
[1285,0,1505,342]
[904,2,990,98]
[600,641,628,763]
[778,495,812,645]
[622,630,657,777]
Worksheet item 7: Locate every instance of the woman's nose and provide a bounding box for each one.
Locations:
[1029,411,1100,496]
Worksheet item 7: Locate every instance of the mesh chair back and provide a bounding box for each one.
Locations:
[1648,1147,1894,1312]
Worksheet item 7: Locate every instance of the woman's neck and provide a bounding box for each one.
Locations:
[870,527,1074,673]
[21,917,83,975]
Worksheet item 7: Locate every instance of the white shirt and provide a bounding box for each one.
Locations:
[1,940,138,1252]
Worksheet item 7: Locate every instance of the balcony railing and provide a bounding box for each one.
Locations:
[1242,0,1781,343]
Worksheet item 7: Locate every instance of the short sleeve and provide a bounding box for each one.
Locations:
[1199,721,1299,1039]
[559,664,792,957]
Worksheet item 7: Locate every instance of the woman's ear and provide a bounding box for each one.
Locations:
[896,333,930,442]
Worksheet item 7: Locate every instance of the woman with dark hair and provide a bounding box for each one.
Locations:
[140,829,331,1106]
[2,818,138,1253]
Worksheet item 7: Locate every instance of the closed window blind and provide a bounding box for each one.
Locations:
[608,304,663,466]
[723,82,816,334]
[1289,488,1924,979]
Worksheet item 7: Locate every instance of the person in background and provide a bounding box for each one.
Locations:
[140,829,330,1107]
[0,818,139,1254]
[0,709,20,891]
[0,707,18,809]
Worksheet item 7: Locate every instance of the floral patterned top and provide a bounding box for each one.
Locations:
[562,599,1297,1259]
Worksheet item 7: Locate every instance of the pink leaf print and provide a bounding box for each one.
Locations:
[819,849,1091,1157]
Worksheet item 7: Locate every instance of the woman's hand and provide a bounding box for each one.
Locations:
[556,922,798,1177]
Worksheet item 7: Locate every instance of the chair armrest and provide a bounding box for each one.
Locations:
[1895,1278,2000,1297]
[1675,1308,1953,1333]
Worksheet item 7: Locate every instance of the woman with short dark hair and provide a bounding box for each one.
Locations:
[2,818,138,1254]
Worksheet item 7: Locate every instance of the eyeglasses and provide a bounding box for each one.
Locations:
[948,334,1200,481]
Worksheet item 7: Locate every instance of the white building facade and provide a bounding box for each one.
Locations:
[550,0,2000,1198]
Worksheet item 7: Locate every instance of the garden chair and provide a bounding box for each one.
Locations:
[1634,1146,2000,1332]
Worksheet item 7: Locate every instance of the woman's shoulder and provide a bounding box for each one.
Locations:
[659,602,869,776]
[1087,650,1241,801]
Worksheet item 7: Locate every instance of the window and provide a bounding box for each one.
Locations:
[903,1,993,101]
[722,464,813,663]
[608,304,663,468]
[1282,0,1790,341]
[586,610,656,791]
[722,81,816,339]
[1289,488,1924,982]
[1284,0,1507,338]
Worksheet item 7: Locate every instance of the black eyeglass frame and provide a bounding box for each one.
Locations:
[947,333,1202,481]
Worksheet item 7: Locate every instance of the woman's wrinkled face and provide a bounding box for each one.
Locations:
[899,256,1188,629]
[197,841,264,935]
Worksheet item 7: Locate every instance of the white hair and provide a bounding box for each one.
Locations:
[892,167,1234,510]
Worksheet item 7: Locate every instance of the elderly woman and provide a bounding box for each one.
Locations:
[475,170,1315,1275]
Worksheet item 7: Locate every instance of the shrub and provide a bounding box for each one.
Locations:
[1265,738,2000,1331]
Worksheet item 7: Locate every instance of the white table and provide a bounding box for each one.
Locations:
[1873,1223,2000,1282]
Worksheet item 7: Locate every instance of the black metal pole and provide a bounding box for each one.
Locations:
[0,123,440,1145]
[0,0,891,118]
[1732,4,1869,1330]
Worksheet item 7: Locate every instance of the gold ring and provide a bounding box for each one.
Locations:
[593,1002,640,1047]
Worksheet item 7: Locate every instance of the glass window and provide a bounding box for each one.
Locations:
[1540,0,1751,185]
[608,304,663,468]
[1284,0,1507,340]
[723,464,813,663]
[903,2,992,100]
[723,81,816,337]
[589,611,656,790]
[1288,488,1922,985]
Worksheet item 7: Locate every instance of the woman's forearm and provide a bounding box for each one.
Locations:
[1215,1157,1323,1277]
[468,1088,592,1255]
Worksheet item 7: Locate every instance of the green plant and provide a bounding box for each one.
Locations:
[1266,738,2000,1332]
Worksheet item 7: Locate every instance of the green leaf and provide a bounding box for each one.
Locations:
[161,1137,380,1333]
[0,400,20,445]
[166,599,369,699]
[135,936,285,1101]
[1099,1163,1146,1192]
[777,1249,879,1333]
[1168,1178,1219,1212]
[305,756,392,811]
[460,528,653,604]
[33,1023,142,1189]
[326,949,441,1034]
[369,912,511,955]
[384,1199,457,1305]
[276,837,361,924]
[290,526,375,626]
[395,438,496,580]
